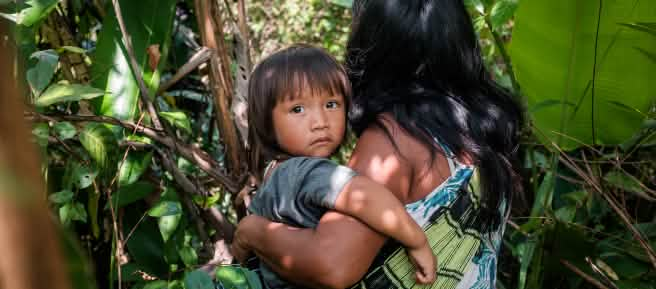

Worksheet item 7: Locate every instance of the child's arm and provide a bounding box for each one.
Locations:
[333,175,436,283]
[334,175,425,249]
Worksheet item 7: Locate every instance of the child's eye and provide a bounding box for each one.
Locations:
[291,106,304,113]
[326,101,340,109]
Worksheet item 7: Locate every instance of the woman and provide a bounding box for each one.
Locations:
[232,0,524,288]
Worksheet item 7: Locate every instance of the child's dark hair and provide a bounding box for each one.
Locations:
[248,44,351,179]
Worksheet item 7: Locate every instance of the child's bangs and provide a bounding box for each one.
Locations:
[276,54,351,103]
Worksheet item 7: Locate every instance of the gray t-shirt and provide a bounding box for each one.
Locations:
[248,157,358,289]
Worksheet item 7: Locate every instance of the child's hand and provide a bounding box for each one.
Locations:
[407,240,437,284]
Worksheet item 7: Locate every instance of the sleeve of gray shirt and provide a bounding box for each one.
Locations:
[248,157,358,228]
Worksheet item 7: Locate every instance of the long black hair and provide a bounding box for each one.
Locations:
[347,0,524,230]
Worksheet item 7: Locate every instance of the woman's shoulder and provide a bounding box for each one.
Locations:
[350,115,453,203]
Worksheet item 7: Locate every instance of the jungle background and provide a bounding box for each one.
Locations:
[0,0,654,289]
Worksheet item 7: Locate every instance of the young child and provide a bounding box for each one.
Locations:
[246,44,436,289]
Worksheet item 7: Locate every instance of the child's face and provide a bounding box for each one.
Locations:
[272,91,346,158]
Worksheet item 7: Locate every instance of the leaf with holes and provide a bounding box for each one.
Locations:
[71,163,98,189]
[36,84,105,107]
[79,123,117,169]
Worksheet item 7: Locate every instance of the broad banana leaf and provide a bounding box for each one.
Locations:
[91,0,176,121]
[511,0,656,150]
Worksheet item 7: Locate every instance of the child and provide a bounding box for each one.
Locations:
[245,44,436,289]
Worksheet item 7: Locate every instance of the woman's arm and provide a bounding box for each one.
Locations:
[233,125,415,289]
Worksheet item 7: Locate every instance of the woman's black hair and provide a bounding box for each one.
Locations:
[347,0,524,230]
[248,44,351,180]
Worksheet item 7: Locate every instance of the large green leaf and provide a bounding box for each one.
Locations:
[184,270,214,289]
[26,49,58,96]
[16,0,59,27]
[35,84,105,107]
[79,123,117,169]
[107,181,156,209]
[118,151,153,186]
[511,0,656,150]
[91,0,176,121]
[122,205,167,277]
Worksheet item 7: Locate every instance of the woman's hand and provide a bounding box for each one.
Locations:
[231,214,268,264]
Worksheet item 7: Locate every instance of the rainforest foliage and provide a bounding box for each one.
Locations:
[1,0,655,288]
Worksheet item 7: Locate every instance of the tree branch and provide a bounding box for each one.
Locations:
[27,112,243,193]
[157,47,213,95]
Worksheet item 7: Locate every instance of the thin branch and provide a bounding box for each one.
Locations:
[110,0,163,130]
[157,47,213,95]
[561,260,610,289]
[28,112,242,193]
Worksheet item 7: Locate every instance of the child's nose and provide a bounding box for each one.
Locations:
[311,111,329,130]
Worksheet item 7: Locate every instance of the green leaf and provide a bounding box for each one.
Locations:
[489,0,517,30]
[122,208,167,278]
[49,190,74,204]
[118,151,153,186]
[31,123,49,147]
[158,111,191,134]
[59,202,87,225]
[57,45,86,54]
[184,270,214,289]
[107,181,155,209]
[26,49,58,96]
[148,200,182,217]
[53,121,77,140]
[329,0,352,8]
[530,173,554,217]
[142,280,168,289]
[215,266,250,289]
[510,1,656,150]
[604,170,655,201]
[554,205,577,222]
[243,269,263,289]
[91,0,176,122]
[562,190,588,206]
[16,0,59,27]
[178,245,198,268]
[604,254,650,279]
[157,213,181,242]
[71,163,98,189]
[79,123,117,169]
[36,84,105,107]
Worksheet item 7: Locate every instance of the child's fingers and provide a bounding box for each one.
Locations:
[415,270,436,284]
